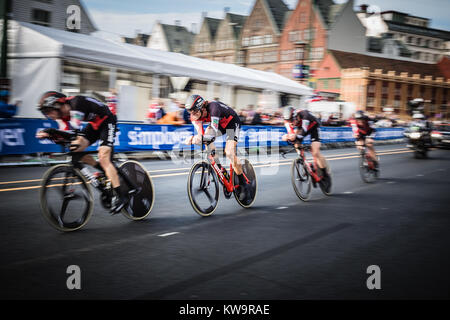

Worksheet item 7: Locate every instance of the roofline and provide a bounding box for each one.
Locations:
[380,10,430,21]
[79,0,98,32]
[385,20,450,38]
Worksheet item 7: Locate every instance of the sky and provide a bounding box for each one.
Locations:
[82,0,450,39]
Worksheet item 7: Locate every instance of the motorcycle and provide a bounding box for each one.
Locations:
[404,126,431,159]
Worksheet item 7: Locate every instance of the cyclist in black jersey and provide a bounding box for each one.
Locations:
[183,94,251,201]
[282,106,330,178]
[35,91,129,214]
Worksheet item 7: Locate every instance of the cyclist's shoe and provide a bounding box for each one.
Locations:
[238,181,252,202]
[318,166,329,180]
[111,195,130,215]
[110,196,124,215]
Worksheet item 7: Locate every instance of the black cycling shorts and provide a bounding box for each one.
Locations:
[306,126,320,143]
[81,116,117,148]
[356,128,376,141]
[208,116,241,143]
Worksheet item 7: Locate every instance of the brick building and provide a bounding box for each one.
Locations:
[277,0,345,86]
[239,0,290,72]
[213,13,247,64]
[191,16,222,60]
[316,50,450,119]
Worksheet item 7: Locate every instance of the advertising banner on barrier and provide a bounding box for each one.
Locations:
[0,118,405,155]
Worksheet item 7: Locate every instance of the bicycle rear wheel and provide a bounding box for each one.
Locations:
[40,164,93,232]
[233,159,257,208]
[118,160,155,220]
[291,158,311,201]
[187,160,219,216]
[319,159,333,195]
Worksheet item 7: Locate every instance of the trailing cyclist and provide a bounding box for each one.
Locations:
[35,91,130,214]
[350,110,379,170]
[282,106,330,180]
[183,94,251,201]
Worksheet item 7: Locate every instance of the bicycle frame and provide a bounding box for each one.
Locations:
[296,147,322,183]
[358,144,375,170]
[203,143,249,193]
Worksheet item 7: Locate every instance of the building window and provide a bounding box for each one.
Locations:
[264,35,272,44]
[295,48,304,60]
[242,37,249,46]
[263,51,277,62]
[335,78,341,89]
[434,40,440,48]
[299,13,307,23]
[249,52,263,64]
[31,9,51,27]
[407,36,412,44]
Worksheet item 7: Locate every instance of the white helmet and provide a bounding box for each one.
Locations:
[412,113,425,119]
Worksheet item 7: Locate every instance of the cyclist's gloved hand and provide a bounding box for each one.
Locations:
[69,144,79,151]
[202,135,215,145]
[192,135,203,145]
[184,136,194,145]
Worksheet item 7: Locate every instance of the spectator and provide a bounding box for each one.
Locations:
[169,98,181,112]
[0,90,18,118]
[106,88,118,116]
[157,110,185,125]
[251,108,263,125]
[146,100,164,124]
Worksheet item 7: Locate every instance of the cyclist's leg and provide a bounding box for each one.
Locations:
[365,137,377,163]
[98,145,119,188]
[224,122,243,175]
[309,127,327,173]
[204,126,220,164]
[225,139,243,175]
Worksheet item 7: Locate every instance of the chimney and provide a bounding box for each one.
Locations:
[175,20,181,26]
[201,11,207,20]
[191,23,197,34]
[224,7,230,15]
[360,4,369,13]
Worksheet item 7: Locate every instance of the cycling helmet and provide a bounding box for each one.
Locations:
[412,113,425,119]
[185,94,206,113]
[355,110,365,119]
[38,91,67,112]
[283,106,295,121]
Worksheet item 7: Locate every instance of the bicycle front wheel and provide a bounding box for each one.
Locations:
[40,164,94,232]
[291,158,311,201]
[118,160,155,220]
[187,160,219,217]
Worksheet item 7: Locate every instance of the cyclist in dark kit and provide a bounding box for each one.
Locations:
[36,91,131,214]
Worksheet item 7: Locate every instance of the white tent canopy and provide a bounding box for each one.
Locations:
[9,21,313,117]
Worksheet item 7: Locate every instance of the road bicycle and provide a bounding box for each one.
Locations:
[187,139,257,216]
[39,129,155,232]
[358,142,379,183]
[282,142,332,201]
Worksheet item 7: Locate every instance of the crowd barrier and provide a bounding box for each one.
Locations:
[0,118,405,155]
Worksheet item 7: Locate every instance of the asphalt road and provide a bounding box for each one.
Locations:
[0,143,449,300]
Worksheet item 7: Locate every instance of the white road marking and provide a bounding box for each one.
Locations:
[343,191,354,194]
[158,232,180,237]
[276,206,288,210]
